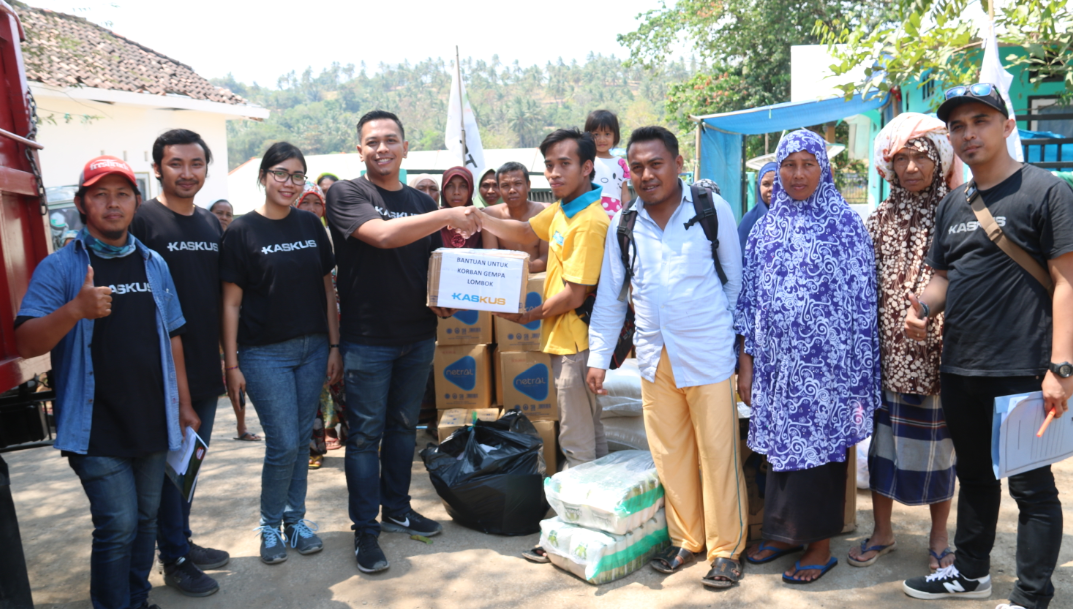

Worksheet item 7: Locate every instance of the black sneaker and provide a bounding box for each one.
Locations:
[903,565,992,600]
[354,531,389,573]
[381,509,443,537]
[187,541,230,570]
[163,556,220,597]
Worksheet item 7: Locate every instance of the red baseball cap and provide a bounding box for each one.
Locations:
[79,156,139,191]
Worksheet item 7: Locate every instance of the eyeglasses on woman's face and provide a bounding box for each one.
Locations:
[266,168,307,185]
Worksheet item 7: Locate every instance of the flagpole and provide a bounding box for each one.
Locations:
[456,46,467,161]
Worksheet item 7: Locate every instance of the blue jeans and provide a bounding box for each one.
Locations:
[342,338,435,534]
[240,334,328,529]
[157,395,218,563]
[68,451,167,609]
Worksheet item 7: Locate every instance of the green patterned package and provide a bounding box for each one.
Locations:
[544,450,664,534]
[541,510,670,585]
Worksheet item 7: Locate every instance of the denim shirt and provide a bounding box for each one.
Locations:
[17,232,186,454]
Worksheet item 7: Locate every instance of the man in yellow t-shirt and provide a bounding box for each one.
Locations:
[477,128,611,469]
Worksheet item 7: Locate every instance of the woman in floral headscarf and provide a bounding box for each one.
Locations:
[736,129,881,585]
[848,113,962,571]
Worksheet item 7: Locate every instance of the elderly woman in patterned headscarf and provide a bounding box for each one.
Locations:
[847,113,963,572]
[736,129,881,585]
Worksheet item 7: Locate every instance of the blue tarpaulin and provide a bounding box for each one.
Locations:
[695,93,890,220]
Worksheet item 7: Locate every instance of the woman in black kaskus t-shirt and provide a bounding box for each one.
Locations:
[220,142,341,564]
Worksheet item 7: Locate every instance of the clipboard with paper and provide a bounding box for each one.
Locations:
[991,392,1073,479]
[165,427,208,502]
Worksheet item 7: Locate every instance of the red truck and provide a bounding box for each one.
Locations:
[0,0,51,450]
[1,2,53,606]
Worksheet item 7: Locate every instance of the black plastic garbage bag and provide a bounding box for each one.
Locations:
[420,410,549,536]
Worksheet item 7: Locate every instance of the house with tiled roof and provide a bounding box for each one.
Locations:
[15,1,268,205]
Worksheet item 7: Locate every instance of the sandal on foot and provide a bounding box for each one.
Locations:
[650,546,697,574]
[847,538,897,567]
[929,547,955,572]
[325,437,342,450]
[782,557,838,585]
[521,546,549,564]
[702,557,744,589]
[308,455,323,469]
[745,541,804,565]
[234,431,262,441]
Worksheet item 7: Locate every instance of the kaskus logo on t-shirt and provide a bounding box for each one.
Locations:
[167,241,218,252]
[949,217,1006,235]
[261,240,317,255]
[374,205,417,220]
[108,282,152,295]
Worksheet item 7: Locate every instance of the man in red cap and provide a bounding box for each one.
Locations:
[15,156,199,609]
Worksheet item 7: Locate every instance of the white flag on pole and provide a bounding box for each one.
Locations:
[446,60,487,179]
[980,19,1024,161]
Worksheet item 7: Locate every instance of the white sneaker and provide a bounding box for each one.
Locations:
[995,605,1026,609]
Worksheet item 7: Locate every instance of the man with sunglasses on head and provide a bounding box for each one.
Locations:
[130,129,228,597]
[901,83,1073,609]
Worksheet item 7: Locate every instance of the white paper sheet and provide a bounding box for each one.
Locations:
[166,427,202,476]
[992,392,1073,478]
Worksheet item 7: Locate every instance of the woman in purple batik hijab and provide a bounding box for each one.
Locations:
[735,129,881,585]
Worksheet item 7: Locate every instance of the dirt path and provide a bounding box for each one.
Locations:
[7,398,1072,609]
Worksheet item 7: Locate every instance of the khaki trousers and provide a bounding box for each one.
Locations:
[551,350,607,468]
[641,347,747,561]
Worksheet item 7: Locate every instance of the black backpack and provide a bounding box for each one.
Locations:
[576,183,728,370]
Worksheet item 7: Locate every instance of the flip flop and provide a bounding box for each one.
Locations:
[847,538,897,567]
[929,547,955,572]
[782,557,838,585]
[233,431,261,441]
[521,546,549,564]
[745,541,805,565]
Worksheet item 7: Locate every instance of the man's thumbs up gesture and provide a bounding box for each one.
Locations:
[75,265,112,319]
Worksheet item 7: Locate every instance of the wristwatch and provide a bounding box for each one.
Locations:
[1049,361,1073,378]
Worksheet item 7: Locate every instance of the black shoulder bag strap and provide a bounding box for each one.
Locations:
[616,197,640,302]
[683,184,729,285]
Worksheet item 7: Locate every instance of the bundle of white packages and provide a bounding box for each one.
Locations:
[541,510,670,585]
[597,358,642,418]
[544,450,664,535]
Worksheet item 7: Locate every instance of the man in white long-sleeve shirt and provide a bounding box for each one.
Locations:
[586,126,748,589]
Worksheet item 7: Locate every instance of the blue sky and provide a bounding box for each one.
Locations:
[24,0,667,86]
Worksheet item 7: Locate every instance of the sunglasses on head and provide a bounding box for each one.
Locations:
[944,83,996,101]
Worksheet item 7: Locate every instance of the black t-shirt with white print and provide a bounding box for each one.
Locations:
[88,250,176,457]
[325,176,443,346]
[220,208,335,346]
[131,199,224,399]
[926,164,1073,376]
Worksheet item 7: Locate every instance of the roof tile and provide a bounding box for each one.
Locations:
[17,2,249,106]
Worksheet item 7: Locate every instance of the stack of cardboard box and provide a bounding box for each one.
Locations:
[492,272,559,473]
[433,315,498,442]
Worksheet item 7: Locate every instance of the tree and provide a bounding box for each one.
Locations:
[816,0,1073,104]
[618,0,885,131]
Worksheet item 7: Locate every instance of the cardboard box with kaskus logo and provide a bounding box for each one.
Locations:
[436,408,502,443]
[497,351,558,421]
[437,309,493,345]
[434,344,493,410]
[427,248,530,313]
[493,272,546,352]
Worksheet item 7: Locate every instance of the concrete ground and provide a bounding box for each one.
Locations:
[7,398,1073,609]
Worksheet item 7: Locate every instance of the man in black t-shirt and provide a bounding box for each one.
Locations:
[325,110,481,574]
[901,85,1073,609]
[15,156,198,609]
[130,129,227,597]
